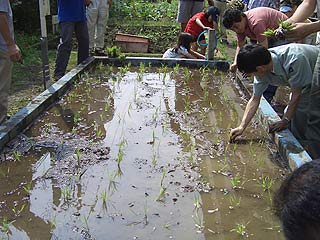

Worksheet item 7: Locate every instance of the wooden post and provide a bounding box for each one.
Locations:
[207,29,216,60]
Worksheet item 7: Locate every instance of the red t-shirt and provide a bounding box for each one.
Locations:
[184,12,213,38]
[237,7,288,43]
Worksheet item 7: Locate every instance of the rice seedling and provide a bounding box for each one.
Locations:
[49,216,57,232]
[117,138,127,167]
[156,168,167,202]
[184,97,191,112]
[257,176,274,192]
[229,194,241,208]
[231,222,249,238]
[151,153,157,167]
[193,195,202,209]
[127,102,132,118]
[101,189,108,210]
[137,62,145,82]
[74,148,81,167]
[172,64,180,76]
[12,203,26,217]
[81,215,91,237]
[71,126,77,134]
[155,186,167,202]
[143,200,149,225]
[263,20,293,38]
[152,107,159,122]
[61,185,72,201]
[230,175,242,189]
[192,209,204,231]
[183,67,191,84]
[12,150,21,162]
[73,112,80,126]
[104,64,113,76]
[0,217,14,238]
[108,172,119,195]
[23,181,32,195]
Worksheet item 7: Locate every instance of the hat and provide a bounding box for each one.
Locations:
[280,5,293,13]
[207,6,220,22]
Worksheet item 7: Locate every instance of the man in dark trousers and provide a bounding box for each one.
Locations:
[54,0,91,80]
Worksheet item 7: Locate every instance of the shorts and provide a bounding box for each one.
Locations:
[177,0,204,24]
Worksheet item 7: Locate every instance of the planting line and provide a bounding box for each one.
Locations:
[235,72,312,170]
[0,57,95,151]
[97,57,230,71]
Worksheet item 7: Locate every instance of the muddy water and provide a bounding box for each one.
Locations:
[0,64,287,239]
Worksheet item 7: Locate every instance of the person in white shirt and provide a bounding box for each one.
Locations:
[163,32,205,59]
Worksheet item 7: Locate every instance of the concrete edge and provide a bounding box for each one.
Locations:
[0,57,95,150]
[235,72,312,170]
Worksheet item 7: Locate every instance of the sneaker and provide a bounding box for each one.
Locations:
[94,49,106,56]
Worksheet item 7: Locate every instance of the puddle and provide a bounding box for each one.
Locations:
[0,64,287,239]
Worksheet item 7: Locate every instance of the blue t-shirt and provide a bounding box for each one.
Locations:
[0,0,14,53]
[58,0,86,23]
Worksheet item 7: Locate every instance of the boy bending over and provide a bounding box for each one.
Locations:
[230,43,319,158]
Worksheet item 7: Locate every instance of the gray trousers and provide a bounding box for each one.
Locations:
[303,51,320,159]
[0,52,12,123]
[213,0,227,40]
[54,21,89,78]
[86,0,109,50]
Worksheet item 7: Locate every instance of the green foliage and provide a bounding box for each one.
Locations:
[106,46,125,59]
[110,0,177,22]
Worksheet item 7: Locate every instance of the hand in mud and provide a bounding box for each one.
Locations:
[229,126,244,143]
[229,63,237,73]
[269,120,289,133]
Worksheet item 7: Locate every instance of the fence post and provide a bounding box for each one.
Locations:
[39,0,51,90]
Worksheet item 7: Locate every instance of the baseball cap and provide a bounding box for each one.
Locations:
[207,6,220,22]
[280,5,293,13]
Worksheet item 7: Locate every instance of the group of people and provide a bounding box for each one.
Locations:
[163,0,320,160]
[165,1,320,237]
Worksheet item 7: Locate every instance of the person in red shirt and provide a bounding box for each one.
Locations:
[184,6,219,55]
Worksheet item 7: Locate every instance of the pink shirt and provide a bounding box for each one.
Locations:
[237,7,288,43]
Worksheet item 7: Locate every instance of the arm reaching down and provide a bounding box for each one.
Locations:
[230,95,261,141]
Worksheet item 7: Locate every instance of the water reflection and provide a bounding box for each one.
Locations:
[0,66,285,239]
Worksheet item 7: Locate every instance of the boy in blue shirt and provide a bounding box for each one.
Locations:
[54,0,91,80]
[230,43,320,158]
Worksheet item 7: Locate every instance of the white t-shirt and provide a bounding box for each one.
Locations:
[162,46,189,58]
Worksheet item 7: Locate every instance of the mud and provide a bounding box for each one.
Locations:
[0,65,287,240]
